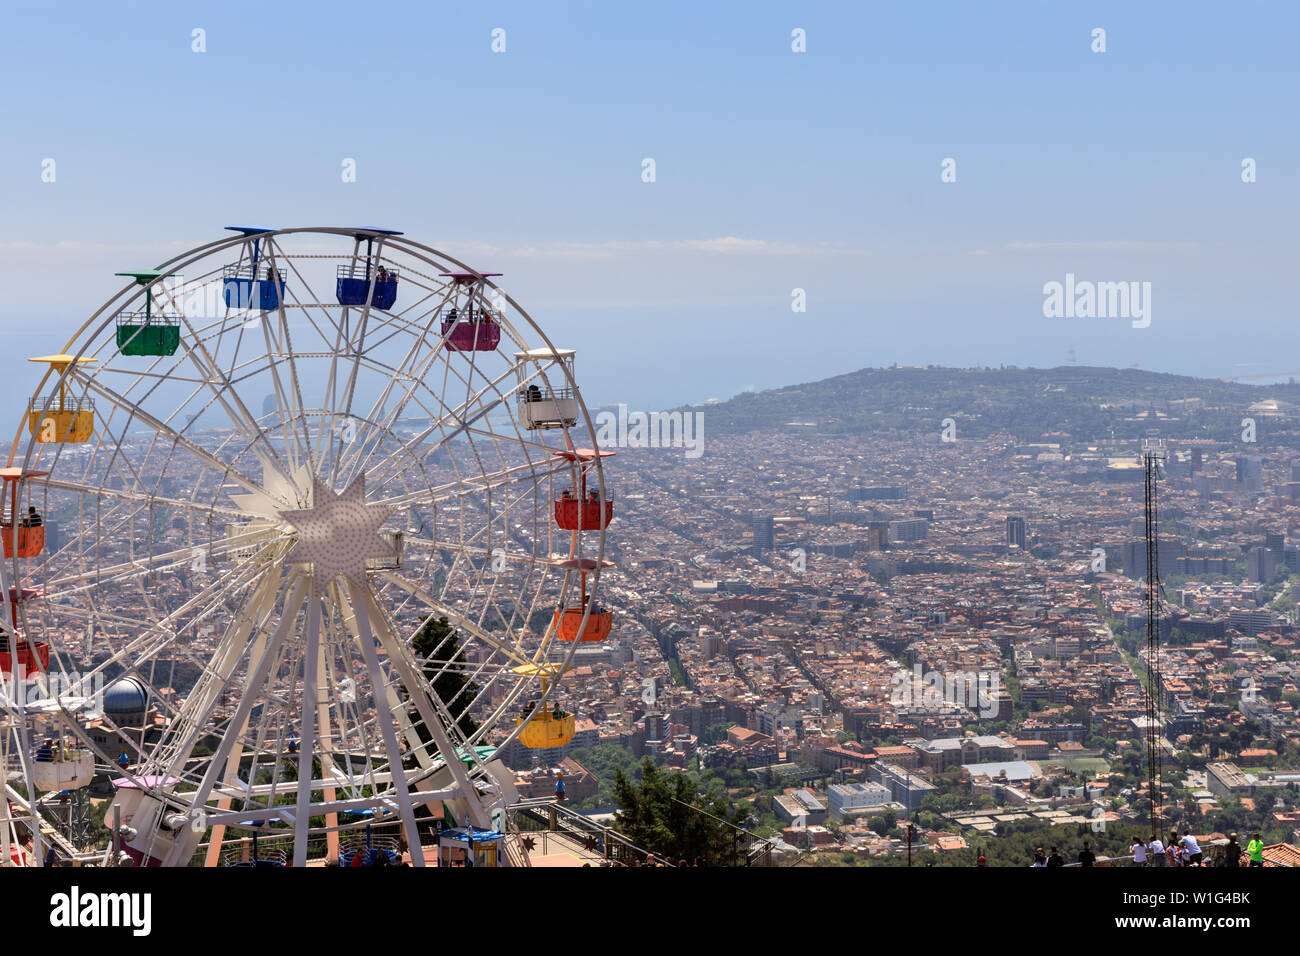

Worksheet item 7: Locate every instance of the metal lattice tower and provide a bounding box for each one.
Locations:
[1142,443,1166,838]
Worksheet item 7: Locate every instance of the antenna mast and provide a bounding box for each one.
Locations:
[1142,441,1166,839]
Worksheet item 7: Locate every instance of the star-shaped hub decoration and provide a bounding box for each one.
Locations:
[279,474,396,586]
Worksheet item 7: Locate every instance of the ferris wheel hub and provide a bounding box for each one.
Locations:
[278,474,396,586]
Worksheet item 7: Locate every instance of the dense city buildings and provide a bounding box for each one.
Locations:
[9,368,1300,868]
[497,384,1300,862]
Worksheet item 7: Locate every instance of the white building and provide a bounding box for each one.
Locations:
[827,782,891,822]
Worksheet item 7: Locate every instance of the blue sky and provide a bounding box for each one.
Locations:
[1,0,1297,409]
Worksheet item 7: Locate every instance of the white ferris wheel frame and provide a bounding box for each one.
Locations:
[0,226,612,867]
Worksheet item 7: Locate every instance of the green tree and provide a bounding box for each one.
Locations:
[410,615,479,741]
[613,758,751,865]
[868,808,897,835]
[567,744,642,807]
[703,722,734,745]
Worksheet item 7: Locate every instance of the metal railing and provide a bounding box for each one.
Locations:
[223,845,288,867]
[517,386,576,401]
[117,312,181,326]
[29,397,94,413]
[669,796,775,866]
[439,308,500,323]
[508,799,675,867]
[223,264,287,281]
[337,264,400,281]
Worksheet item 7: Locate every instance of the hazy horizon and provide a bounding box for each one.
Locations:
[3,1,1296,413]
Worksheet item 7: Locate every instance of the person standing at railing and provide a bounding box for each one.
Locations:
[1222,833,1241,867]
[1131,837,1149,867]
[1077,842,1095,867]
[1247,834,1264,868]
[1148,834,1166,867]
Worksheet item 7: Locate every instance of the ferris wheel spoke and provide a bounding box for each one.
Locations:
[168,314,300,491]
[354,580,488,831]
[256,295,315,477]
[366,415,574,501]
[335,237,401,452]
[50,546,271,686]
[376,570,538,670]
[274,269,346,350]
[462,421,582,462]
[39,477,247,523]
[340,340,526,485]
[336,294,459,476]
[259,237,340,328]
[75,376,272,499]
[373,457,570,512]
[399,536,569,571]
[52,549,274,689]
[42,527,280,592]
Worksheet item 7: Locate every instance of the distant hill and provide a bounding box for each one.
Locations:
[678,366,1300,447]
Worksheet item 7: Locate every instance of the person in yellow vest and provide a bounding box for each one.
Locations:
[1246,833,1264,868]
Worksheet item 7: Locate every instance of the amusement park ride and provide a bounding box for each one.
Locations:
[0,227,615,867]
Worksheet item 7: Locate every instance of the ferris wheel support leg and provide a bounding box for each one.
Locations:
[292,587,323,869]
[359,586,492,831]
[201,607,279,867]
[330,582,434,778]
[202,740,244,869]
[315,637,341,862]
[164,572,308,866]
[346,580,425,866]
[0,783,8,865]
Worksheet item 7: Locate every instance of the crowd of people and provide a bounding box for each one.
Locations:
[1126,830,1266,868]
[1009,830,1268,867]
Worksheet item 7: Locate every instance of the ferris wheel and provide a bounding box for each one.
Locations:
[0,226,616,867]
